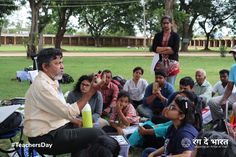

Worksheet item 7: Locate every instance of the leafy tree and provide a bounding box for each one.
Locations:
[198,0,235,50]
[104,4,138,37]
[136,0,164,38]
[165,0,177,31]
[52,0,76,49]
[0,0,24,45]
[76,1,139,47]
[178,0,212,52]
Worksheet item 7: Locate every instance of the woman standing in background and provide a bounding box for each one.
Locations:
[152,15,180,86]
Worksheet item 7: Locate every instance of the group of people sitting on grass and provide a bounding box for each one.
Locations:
[23,47,236,157]
[65,66,236,156]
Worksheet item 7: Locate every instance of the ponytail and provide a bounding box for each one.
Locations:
[175,94,202,131]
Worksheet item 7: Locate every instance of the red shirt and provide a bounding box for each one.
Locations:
[100,82,119,108]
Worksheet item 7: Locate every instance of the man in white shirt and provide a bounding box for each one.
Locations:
[123,66,148,108]
[193,69,212,104]
[24,48,106,156]
[212,69,235,96]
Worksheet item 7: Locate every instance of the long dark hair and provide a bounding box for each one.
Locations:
[176,91,202,131]
[73,75,93,93]
[175,96,195,124]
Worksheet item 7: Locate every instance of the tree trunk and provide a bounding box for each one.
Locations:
[38,32,43,51]
[94,37,101,47]
[181,20,190,52]
[54,8,73,50]
[204,34,210,50]
[55,31,66,49]
[27,0,43,58]
[0,26,2,46]
[164,0,177,32]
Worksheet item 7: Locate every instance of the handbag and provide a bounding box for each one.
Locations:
[155,58,180,76]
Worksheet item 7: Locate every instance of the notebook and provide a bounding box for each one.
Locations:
[0,105,21,123]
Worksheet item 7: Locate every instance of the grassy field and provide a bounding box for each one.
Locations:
[0,45,227,53]
[0,45,149,52]
[0,56,234,99]
[0,55,234,157]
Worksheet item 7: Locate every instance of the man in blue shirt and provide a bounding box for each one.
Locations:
[137,69,175,121]
[209,45,236,127]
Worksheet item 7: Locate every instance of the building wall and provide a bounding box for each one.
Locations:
[0,34,235,48]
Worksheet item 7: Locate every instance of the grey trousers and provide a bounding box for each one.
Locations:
[208,93,236,122]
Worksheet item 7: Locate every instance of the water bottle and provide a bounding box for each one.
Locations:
[82,102,93,128]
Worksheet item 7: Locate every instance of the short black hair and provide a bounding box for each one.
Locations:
[37,48,62,71]
[179,76,194,88]
[154,69,167,77]
[219,69,229,76]
[102,69,112,77]
[133,66,144,75]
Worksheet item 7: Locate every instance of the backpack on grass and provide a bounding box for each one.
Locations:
[111,76,126,91]
[0,111,23,135]
[0,98,24,135]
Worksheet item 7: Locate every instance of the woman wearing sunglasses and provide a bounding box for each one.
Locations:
[142,96,199,157]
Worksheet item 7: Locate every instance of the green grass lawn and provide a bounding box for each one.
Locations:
[0,45,226,53]
[0,56,234,99]
[0,45,149,52]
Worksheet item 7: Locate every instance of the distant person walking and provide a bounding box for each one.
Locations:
[151,15,180,86]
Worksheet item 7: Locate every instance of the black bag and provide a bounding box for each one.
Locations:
[59,73,74,84]
[112,76,126,91]
[0,98,25,106]
[0,112,23,135]
[194,97,205,131]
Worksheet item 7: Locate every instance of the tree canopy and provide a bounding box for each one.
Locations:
[2,0,236,51]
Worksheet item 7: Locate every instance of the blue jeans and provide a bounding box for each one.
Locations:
[142,147,157,157]
[167,75,177,87]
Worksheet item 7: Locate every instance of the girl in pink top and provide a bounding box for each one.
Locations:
[102,90,140,135]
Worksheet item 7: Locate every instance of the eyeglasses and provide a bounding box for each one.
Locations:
[168,104,182,113]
